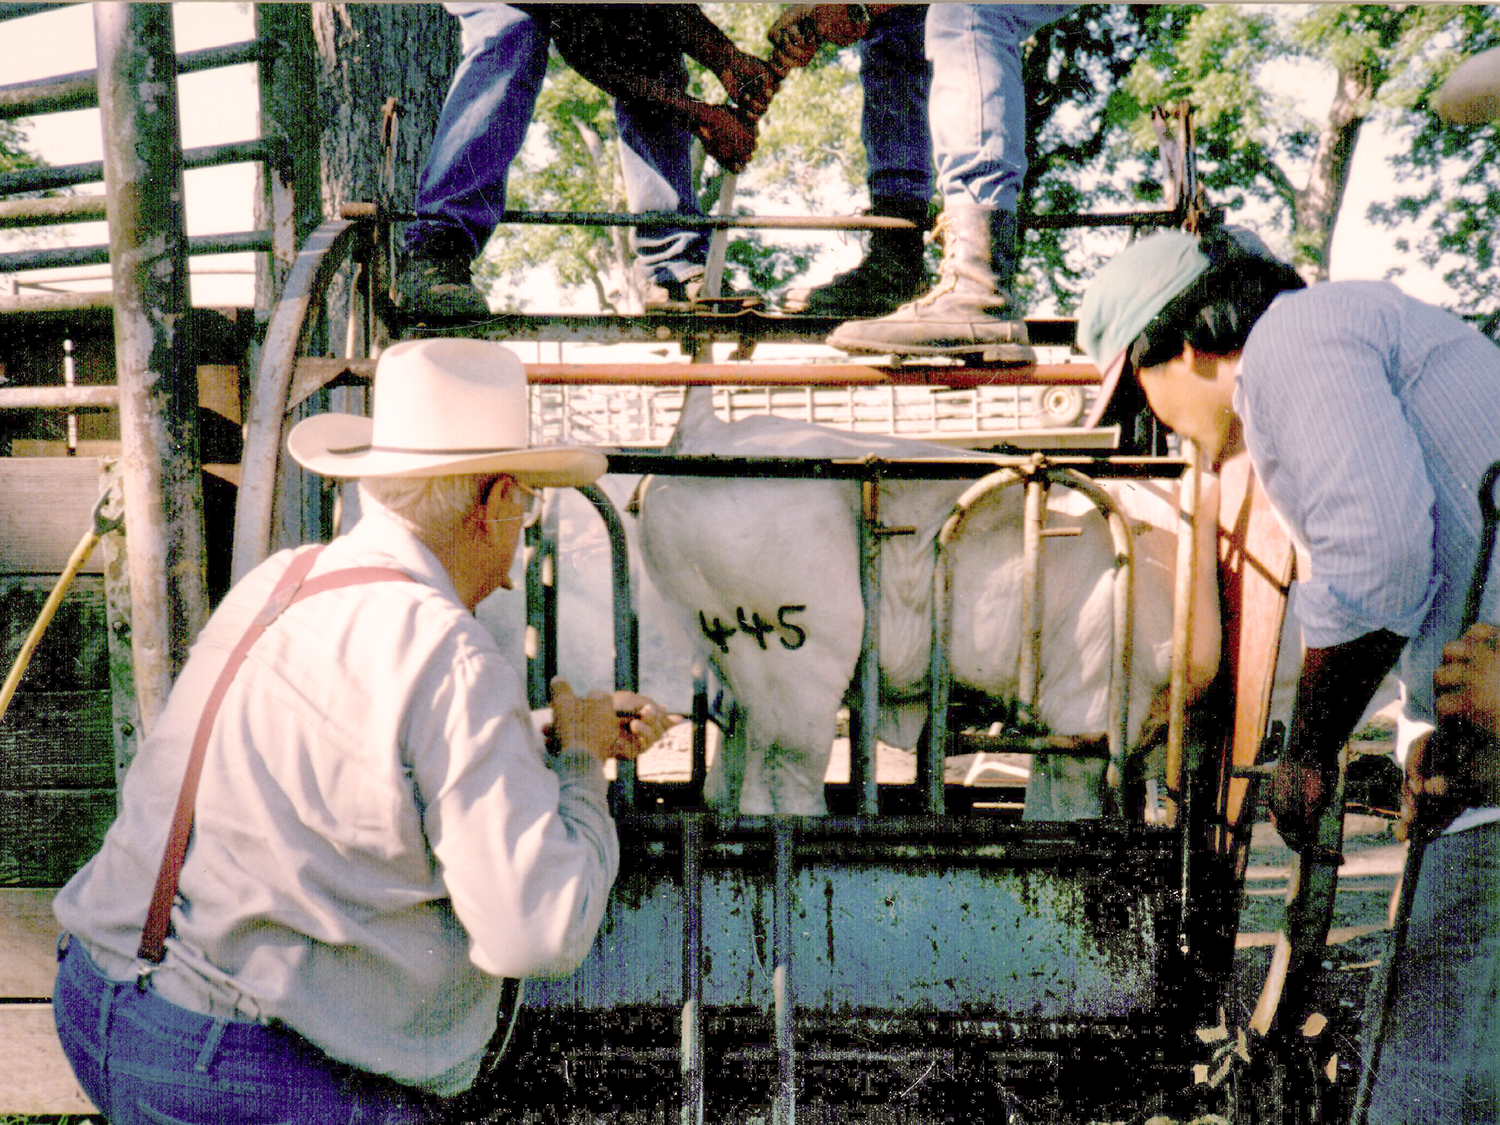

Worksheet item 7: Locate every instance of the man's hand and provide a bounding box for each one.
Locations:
[1435,622,1500,732]
[716,49,779,119]
[768,5,871,73]
[1269,758,1333,852]
[690,103,759,172]
[610,691,681,762]
[550,679,620,762]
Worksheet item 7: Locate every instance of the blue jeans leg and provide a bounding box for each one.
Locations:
[860,5,932,206]
[924,4,1074,211]
[616,53,707,286]
[54,940,443,1124]
[405,3,549,259]
[1363,821,1500,1124]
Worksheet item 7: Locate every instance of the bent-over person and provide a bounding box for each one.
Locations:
[52,339,675,1122]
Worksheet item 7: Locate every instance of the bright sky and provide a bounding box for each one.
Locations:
[0,2,1462,312]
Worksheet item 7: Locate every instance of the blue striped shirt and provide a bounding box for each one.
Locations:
[1235,280,1500,743]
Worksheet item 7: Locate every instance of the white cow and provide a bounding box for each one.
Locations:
[635,387,1222,816]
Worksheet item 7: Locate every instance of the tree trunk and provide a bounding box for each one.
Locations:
[253,3,461,550]
[1295,63,1376,283]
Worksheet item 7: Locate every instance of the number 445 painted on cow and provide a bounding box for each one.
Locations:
[699,606,807,653]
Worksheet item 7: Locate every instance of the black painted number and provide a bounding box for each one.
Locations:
[699,611,736,654]
[776,605,807,650]
[736,608,777,649]
[698,605,809,652]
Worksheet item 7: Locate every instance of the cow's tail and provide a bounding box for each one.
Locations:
[664,384,720,455]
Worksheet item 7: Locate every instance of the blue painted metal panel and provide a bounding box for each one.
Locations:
[527,822,1175,1025]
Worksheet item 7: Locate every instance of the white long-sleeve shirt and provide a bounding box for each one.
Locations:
[54,508,618,1094]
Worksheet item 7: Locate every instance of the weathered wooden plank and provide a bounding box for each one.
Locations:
[0,690,114,789]
[0,1004,97,1114]
[0,457,108,574]
[0,887,61,999]
[0,576,110,691]
[0,789,114,887]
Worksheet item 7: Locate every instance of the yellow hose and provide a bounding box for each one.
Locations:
[0,491,121,726]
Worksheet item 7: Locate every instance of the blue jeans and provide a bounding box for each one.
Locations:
[1363,820,1500,1124]
[859,6,932,207]
[405,3,706,285]
[924,4,1075,212]
[53,939,445,1124]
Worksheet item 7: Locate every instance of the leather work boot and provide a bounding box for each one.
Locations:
[826,206,1034,363]
[395,238,489,319]
[781,196,931,317]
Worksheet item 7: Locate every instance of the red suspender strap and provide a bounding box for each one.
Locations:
[137,547,414,964]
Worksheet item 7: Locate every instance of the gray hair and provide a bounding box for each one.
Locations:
[359,473,496,541]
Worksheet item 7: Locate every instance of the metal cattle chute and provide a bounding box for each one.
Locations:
[507,447,1264,1124]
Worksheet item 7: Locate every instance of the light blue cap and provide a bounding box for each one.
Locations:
[1075,230,1210,369]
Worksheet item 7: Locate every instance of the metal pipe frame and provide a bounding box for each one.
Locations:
[1162,441,1201,828]
[852,479,881,815]
[231,217,363,581]
[378,206,1187,234]
[930,464,1136,817]
[579,483,641,809]
[0,385,120,410]
[0,230,274,274]
[95,2,208,733]
[525,496,561,712]
[0,137,278,196]
[680,814,705,1125]
[0,38,261,118]
[0,194,108,229]
[772,818,796,1125]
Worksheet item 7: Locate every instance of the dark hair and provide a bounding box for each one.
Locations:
[1128,226,1306,371]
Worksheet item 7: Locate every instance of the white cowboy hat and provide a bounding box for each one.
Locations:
[1437,47,1500,125]
[287,338,607,486]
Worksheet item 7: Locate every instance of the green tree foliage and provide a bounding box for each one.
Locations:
[0,119,38,174]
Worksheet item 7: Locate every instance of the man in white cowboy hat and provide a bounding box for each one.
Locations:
[1076,226,1500,1124]
[51,338,675,1122]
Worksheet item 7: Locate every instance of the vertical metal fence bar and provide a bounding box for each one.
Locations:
[1164,441,1201,827]
[925,526,954,815]
[524,497,560,710]
[681,815,705,1125]
[95,2,207,732]
[581,484,640,809]
[1018,473,1047,719]
[772,819,796,1125]
[691,664,710,800]
[853,478,881,815]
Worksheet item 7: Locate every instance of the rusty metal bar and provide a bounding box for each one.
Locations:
[680,814,705,1125]
[0,39,261,118]
[383,207,1184,233]
[0,385,119,410]
[772,818,796,1125]
[0,230,273,274]
[231,217,362,581]
[388,208,920,232]
[1162,442,1201,827]
[931,468,1024,814]
[609,453,1185,483]
[288,355,1102,392]
[1053,470,1136,811]
[580,483,640,810]
[96,2,207,732]
[853,480,881,815]
[931,465,1137,816]
[1018,472,1048,718]
[525,362,1101,387]
[0,195,108,228]
[0,137,277,196]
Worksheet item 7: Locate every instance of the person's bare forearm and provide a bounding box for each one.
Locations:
[1286,629,1407,768]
